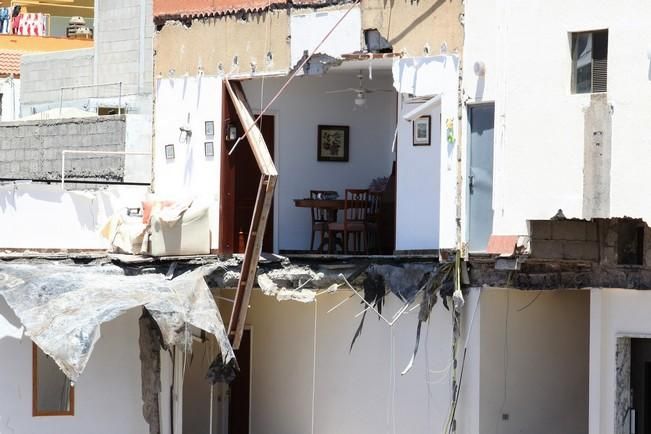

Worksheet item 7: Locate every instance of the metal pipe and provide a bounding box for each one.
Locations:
[61,150,151,189]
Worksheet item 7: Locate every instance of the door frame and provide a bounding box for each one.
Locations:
[465,101,495,252]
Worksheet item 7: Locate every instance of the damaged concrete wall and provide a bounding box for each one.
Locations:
[154,11,291,77]
[480,288,589,434]
[0,302,149,434]
[361,0,463,56]
[0,115,126,182]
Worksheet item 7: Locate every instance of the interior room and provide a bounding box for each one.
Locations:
[239,60,398,254]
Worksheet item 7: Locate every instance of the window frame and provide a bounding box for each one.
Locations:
[571,29,609,94]
[32,343,75,417]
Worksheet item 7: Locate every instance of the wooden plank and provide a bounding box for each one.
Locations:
[229,174,276,348]
[225,79,278,349]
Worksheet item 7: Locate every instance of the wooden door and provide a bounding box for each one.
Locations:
[220,86,275,254]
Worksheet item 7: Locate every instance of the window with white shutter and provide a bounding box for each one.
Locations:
[571,30,608,94]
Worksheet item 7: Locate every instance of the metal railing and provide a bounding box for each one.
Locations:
[58,82,123,116]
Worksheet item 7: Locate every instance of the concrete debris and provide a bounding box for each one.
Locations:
[0,262,234,381]
[257,272,318,302]
[367,263,436,302]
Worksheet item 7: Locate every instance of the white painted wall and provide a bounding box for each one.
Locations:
[588,289,651,434]
[466,1,651,234]
[0,78,20,122]
[212,287,481,434]
[290,6,362,66]
[154,76,222,249]
[242,73,396,251]
[0,183,147,249]
[394,56,459,251]
[481,288,590,434]
[396,98,442,250]
[124,113,153,184]
[0,301,148,434]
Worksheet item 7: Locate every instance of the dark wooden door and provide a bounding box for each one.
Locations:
[228,329,251,434]
[220,87,275,255]
[232,116,274,253]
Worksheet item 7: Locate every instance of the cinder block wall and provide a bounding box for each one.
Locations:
[19,0,154,115]
[20,49,95,110]
[0,116,126,182]
[96,0,154,98]
[529,220,599,261]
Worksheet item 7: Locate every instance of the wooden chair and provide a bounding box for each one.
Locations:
[310,190,337,252]
[328,189,369,254]
[366,191,383,253]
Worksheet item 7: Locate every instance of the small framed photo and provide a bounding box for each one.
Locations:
[317,125,349,162]
[204,141,214,157]
[205,121,215,137]
[165,144,175,160]
[412,116,431,146]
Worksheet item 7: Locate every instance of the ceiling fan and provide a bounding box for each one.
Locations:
[326,71,393,107]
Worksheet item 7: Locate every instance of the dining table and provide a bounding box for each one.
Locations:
[293,198,346,253]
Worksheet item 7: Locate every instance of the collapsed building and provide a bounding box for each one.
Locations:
[2,0,651,433]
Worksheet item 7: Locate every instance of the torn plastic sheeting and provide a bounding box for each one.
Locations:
[0,263,234,382]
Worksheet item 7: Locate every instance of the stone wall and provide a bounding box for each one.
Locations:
[0,115,126,182]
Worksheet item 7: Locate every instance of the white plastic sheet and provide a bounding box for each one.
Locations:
[0,263,234,382]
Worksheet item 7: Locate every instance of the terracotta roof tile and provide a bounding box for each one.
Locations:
[0,51,22,77]
[154,0,338,20]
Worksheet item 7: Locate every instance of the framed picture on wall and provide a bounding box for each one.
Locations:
[413,116,431,146]
[317,125,349,162]
[204,141,214,157]
[205,121,215,138]
[165,144,175,160]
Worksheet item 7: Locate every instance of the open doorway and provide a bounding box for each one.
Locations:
[631,338,651,434]
[182,329,252,434]
[221,86,275,254]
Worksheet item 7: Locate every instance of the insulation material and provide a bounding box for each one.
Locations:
[0,263,234,382]
[392,55,459,97]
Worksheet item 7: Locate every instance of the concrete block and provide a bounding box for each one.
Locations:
[530,239,564,259]
[530,220,552,240]
[585,222,598,241]
[551,220,587,241]
[563,240,599,261]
